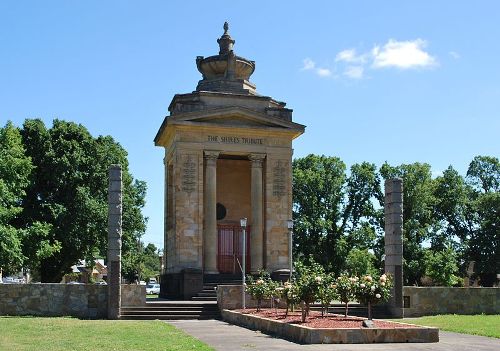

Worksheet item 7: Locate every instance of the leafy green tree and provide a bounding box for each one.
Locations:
[467,156,499,193]
[422,247,460,286]
[122,242,162,282]
[465,156,500,285]
[18,119,147,282]
[0,122,32,273]
[433,157,499,285]
[292,155,381,274]
[345,248,377,276]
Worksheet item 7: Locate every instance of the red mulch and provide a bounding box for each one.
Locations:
[234,308,418,329]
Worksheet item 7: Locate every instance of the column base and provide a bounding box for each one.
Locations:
[204,270,219,275]
[159,269,203,300]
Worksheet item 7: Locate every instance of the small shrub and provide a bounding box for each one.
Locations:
[354,273,393,320]
[334,274,358,317]
[245,270,273,311]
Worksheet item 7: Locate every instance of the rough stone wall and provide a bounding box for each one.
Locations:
[0,284,145,318]
[403,287,500,317]
[216,284,283,310]
[0,284,107,318]
[121,284,146,307]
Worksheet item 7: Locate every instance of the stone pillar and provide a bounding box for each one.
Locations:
[107,165,122,320]
[250,154,265,272]
[163,156,168,275]
[384,178,404,318]
[204,151,219,274]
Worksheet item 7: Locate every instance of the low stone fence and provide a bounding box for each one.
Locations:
[122,284,146,307]
[403,286,500,317]
[217,285,281,310]
[0,283,145,318]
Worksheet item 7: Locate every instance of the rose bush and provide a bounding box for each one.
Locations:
[354,273,393,320]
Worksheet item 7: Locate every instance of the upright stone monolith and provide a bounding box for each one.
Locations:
[384,178,404,318]
[107,165,122,319]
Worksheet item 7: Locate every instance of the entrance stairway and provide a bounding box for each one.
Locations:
[121,300,219,320]
[121,275,242,320]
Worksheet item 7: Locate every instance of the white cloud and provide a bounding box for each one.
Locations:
[336,49,356,62]
[303,38,437,81]
[372,39,437,69]
[316,68,332,77]
[302,58,315,70]
[344,66,364,79]
[335,49,367,64]
[449,51,460,59]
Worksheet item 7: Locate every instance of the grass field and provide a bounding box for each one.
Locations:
[0,317,214,351]
[393,314,500,338]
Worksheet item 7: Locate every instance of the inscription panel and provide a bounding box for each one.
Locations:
[207,135,264,145]
[272,160,288,197]
[181,155,197,193]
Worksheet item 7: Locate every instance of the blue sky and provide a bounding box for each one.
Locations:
[1,1,499,248]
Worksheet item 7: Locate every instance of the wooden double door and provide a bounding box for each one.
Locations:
[217,224,251,274]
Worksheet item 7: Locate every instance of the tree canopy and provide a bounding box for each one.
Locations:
[1,119,147,282]
[293,154,499,286]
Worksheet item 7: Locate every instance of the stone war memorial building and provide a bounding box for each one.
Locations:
[154,23,305,298]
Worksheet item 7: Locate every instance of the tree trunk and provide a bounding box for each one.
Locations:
[368,301,372,320]
[344,302,349,317]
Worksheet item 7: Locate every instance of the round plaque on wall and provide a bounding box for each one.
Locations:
[216,203,227,220]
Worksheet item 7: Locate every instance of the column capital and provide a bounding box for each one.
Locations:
[249,153,266,168]
[204,150,220,160]
[204,151,220,167]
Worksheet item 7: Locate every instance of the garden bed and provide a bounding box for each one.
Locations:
[222,308,439,344]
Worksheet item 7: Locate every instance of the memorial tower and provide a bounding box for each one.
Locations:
[154,23,305,298]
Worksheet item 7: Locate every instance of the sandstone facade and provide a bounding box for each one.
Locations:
[155,24,304,298]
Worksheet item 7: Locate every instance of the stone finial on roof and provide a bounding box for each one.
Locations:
[217,21,235,55]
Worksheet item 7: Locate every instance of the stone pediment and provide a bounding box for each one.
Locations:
[155,106,305,146]
[170,106,304,130]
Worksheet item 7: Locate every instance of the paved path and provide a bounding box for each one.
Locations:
[167,319,500,351]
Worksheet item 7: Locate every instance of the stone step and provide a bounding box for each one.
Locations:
[123,306,218,312]
[144,301,217,306]
[121,309,217,315]
[121,301,221,320]
[191,296,217,301]
[121,314,219,320]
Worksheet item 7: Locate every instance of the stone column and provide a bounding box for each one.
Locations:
[204,151,219,274]
[384,178,404,318]
[250,154,265,272]
[107,164,122,320]
[163,156,168,275]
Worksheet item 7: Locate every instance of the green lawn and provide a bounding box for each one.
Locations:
[0,317,214,351]
[393,314,500,338]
